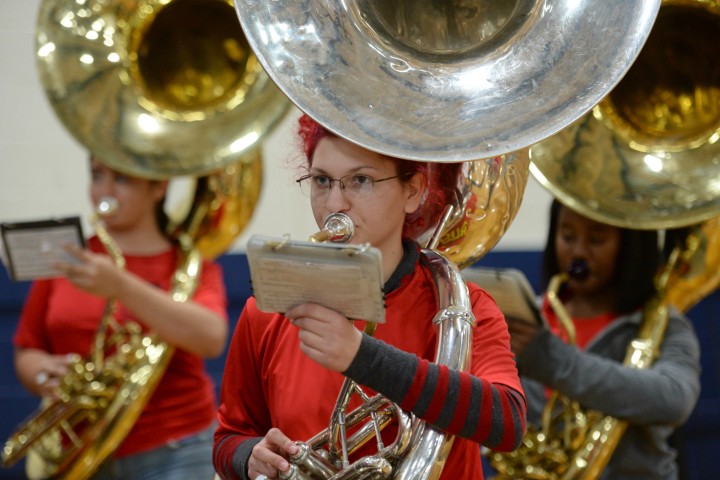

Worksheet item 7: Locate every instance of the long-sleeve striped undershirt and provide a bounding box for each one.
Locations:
[344,333,526,451]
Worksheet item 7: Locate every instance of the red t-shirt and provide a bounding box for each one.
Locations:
[541,295,616,349]
[13,236,228,457]
[216,255,522,479]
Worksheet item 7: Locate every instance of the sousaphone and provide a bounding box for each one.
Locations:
[234,0,659,163]
[529,0,720,229]
[2,0,291,477]
[231,1,661,479]
[489,1,720,478]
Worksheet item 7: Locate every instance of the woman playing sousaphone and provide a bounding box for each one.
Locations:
[11,156,229,479]
[212,115,527,480]
[500,199,701,479]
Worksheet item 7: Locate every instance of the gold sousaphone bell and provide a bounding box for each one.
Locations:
[35,0,292,255]
[530,0,720,230]
[37,0,289,178]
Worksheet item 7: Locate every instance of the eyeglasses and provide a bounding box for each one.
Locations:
[296,173,410,199]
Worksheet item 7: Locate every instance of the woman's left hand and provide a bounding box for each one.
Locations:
[506,317,541,356]
[285,303,362,372]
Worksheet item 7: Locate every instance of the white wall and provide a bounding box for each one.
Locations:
[0,0,553,258]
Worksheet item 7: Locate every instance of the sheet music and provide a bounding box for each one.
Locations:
[462,267,544,326]
[246,235,386,323]
[1,217,85,281]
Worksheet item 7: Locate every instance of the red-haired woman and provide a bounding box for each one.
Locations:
[213,114,526,480]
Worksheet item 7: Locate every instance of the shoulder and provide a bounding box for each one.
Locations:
[466,281,504,320]
[238,297,287,332]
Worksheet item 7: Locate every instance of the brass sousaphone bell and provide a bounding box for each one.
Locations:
[530,0,720,230]
[36,0,289,178]
[34,0,292,256]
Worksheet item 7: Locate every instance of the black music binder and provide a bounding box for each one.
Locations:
[1,216,85,281]
[246,235,386,323]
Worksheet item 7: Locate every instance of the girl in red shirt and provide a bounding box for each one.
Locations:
[213,115,526,480]
[13,157,228,479]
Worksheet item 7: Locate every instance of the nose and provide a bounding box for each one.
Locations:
[323,181,351,212]
[92,176,117,205]
[95,181,115,199]
[569,237,591,259]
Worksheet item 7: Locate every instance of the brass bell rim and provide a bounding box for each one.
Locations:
[529,0,720,230]
[35,0,291,179]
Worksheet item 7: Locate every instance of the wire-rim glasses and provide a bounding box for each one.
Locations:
[296,173,411,198]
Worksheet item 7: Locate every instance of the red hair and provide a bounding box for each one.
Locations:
[297,114,461,241]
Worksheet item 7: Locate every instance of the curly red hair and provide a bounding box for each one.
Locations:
[297,114,461,240]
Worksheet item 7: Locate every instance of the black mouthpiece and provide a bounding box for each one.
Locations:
[567,258,589,281]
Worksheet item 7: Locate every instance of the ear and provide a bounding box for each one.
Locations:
[404,172,426,214]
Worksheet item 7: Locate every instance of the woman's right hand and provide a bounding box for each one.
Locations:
[35,353,75,397]
[55,244,123,299]
[248,428,300,480]
[15,348,76,397]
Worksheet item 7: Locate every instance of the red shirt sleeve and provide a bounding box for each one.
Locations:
[14,279,53,350]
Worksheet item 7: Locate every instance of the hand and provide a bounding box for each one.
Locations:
[34,353,76,397]
[506,317,540,356]
[54,244,123,298]
[248,428,299,480]
[285,303,363,372]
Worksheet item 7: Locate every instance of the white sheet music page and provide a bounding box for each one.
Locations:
[246,235,386,323]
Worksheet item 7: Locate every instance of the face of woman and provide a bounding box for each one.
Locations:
[308,136,424,254]
[554,206,622,297]
[90,160,167,232]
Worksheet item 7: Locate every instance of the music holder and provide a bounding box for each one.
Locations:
[462,267,544,326]
[1,216,85,281]
[246,235,386,323]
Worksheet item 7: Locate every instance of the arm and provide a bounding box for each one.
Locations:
[214,300,295,480]
[14,347,74,397]
[107,260,228,358]
[517,310,701,425]
[57,247,228,358]
[344,335,526,451]
[285,287,526,451]
[13,280,71,397]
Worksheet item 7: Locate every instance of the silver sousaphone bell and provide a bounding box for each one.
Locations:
[233,0,660,163]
